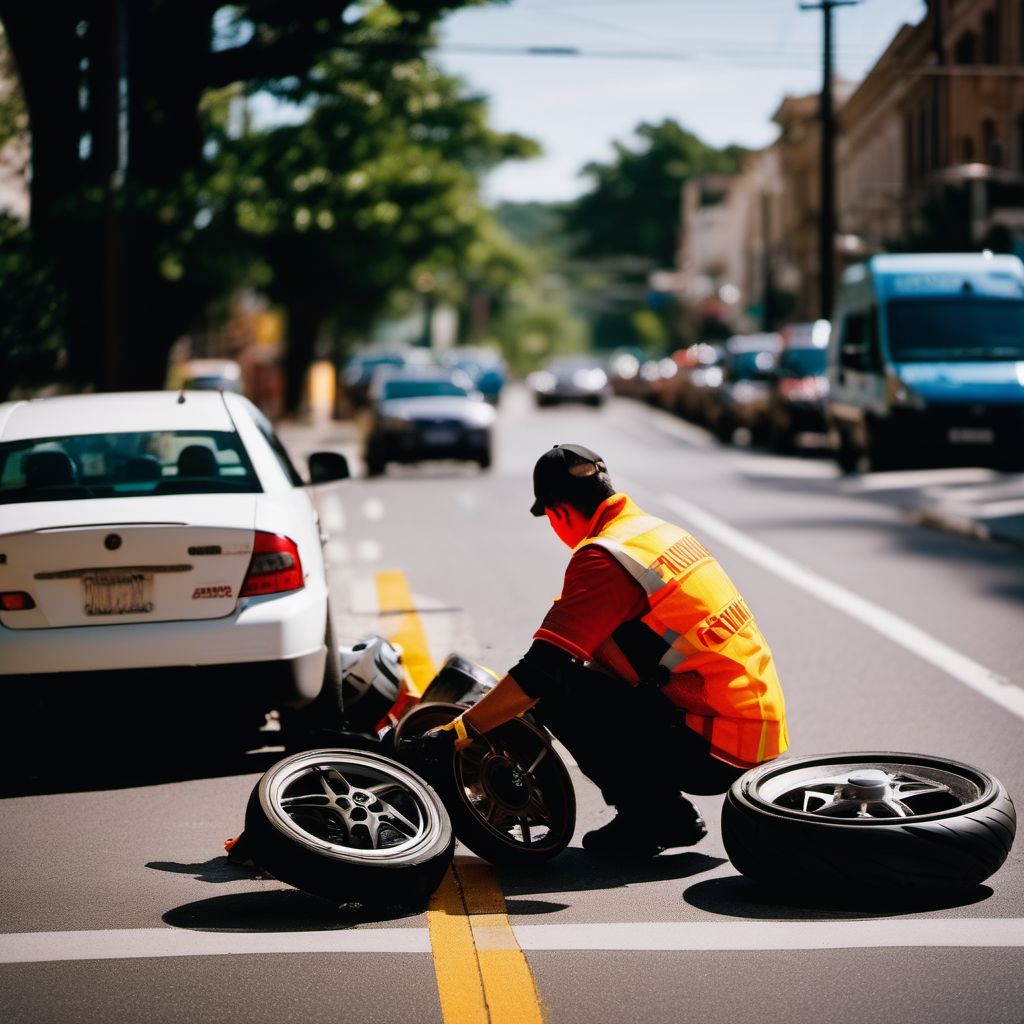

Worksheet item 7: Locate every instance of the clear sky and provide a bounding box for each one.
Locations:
[435,0,928,203]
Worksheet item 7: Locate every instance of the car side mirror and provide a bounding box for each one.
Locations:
[307,451,350,484]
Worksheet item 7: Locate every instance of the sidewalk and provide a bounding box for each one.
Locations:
[870,469,1024,549]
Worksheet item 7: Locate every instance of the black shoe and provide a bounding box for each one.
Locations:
[582,798,707,858]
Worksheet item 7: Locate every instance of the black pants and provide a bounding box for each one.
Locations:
[529,664,745,809]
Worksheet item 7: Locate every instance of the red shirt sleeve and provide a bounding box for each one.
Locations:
[534,544,648,661]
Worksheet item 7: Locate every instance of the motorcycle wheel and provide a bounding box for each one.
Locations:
[395,702,576,866]
[722,752,1016,894]
[244,748,454,907]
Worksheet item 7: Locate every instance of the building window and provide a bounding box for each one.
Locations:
[983,11,999,63]
[962,134,976,162]
[955,30,978,64]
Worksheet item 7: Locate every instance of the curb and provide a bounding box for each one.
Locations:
[912,509,1024,550]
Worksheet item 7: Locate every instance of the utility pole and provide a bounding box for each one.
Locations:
[800,0,861,321]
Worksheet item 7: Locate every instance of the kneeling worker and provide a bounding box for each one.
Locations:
[428,443,789,857]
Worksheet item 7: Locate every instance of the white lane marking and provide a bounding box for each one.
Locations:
[320,500,346,533]
[3,919,1024,963]
[362,498,386,522]
[355,539,382,562]
[657,492,1024,722]
[0,928,432,964]
[515,919,1024,951]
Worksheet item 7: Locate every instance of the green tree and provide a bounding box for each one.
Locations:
[563,120,744,352]
[0,0,504,397]
[199,54,537,410]
[566,120,745,267]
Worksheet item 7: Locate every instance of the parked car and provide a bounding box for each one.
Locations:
[827,253,1024,471]
[707,334,782,442]
[675,343,726,425]
[528,355,611,407]
[342,348,411,409]
[362,367,495,475]
[766,321,831,451]
[0,390,351,744]
[441,347,507,404]
[606,347,649,399]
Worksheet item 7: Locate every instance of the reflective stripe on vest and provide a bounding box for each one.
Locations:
[580,495,789,769]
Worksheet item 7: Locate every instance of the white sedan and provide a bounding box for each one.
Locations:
[0,391,350,740]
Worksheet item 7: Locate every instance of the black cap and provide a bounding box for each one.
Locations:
[530,444,608,516]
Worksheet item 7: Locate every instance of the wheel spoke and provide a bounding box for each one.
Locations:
[281,794,332,810]
[523,794,554,826]
[892,782,949,800]
[526,746,549,774]
[801,788,839,813]
[880,799,910,818]
[378,801,421,837]
[320,768,351,797]
[517,817,533,845]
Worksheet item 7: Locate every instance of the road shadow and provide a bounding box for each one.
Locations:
[497,847,727,897]
[684,874,994,920]
[146,855,266,885]
[163,889,420,932]
[0,731,284,798]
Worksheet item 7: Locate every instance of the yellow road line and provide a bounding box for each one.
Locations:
[374,570,546,1024]
[374,569,429,697]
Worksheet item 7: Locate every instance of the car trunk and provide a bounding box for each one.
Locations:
[0,494,258,630]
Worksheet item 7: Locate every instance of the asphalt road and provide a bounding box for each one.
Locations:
[2,386,1023,1024]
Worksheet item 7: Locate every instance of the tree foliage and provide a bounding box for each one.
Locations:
[566,119,745,267]
[561,120,745,352]
[0,0,532,405]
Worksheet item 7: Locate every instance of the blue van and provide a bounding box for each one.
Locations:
[827,253,1024,471]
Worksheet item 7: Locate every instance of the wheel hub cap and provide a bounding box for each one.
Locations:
[482,756,530,810]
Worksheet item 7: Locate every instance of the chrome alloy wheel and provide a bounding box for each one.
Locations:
[755,761,980,822]
[262,749,446,862]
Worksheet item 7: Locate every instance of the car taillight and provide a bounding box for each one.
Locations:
[0,591,36,611]
[239,532,304,597]
[779,377,828,401]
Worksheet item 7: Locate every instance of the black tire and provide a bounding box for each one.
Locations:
[722,752,1016,895]
[395,702,576,866]
[715,413,735,444]
[477,450,492,470]
[832,425,861,474]
[244,748,454,907]
[281,606,348,749]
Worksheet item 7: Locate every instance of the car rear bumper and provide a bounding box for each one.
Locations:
[0,585,328,704]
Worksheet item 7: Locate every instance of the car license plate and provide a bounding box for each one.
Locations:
[948,428,994,445]
[423,428,458,445]
[83,571,154,615]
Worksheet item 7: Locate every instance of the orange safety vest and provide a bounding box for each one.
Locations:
[578,494,789,769]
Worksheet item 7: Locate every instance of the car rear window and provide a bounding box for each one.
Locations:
[779,347,827,376]
[0,430,261,504]
[382,379,468,400]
